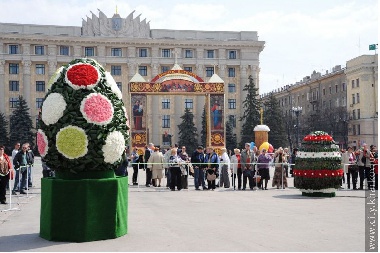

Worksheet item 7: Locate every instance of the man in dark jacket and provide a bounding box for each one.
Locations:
[191,146,206,190]
[144,143,154,187]
[12,143,34,194]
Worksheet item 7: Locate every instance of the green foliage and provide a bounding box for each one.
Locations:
[0,112,9,146]
[239,75,261,147]
[9,95,34,148]
[178,107,198,153]
[225,119,237,153]
[263,93,287,148]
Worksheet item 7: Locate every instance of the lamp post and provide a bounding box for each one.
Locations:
[292,106,302,147]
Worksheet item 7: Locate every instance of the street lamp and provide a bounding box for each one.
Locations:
[292,106,302,147]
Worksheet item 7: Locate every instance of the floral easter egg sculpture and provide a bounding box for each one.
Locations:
[37,58,129,175]
[293,131,343,197]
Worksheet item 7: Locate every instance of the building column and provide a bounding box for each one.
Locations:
[0,60,5,113]
[22,60,32,107]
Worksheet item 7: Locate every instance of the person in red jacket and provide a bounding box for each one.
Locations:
[0,145,13,204]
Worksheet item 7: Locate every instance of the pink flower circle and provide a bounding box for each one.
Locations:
[37,129,48,157]
[80,93,114,125]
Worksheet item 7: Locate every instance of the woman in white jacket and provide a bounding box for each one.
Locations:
[219,148,230,188]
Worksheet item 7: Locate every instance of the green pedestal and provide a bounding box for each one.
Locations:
[40,176,128,242]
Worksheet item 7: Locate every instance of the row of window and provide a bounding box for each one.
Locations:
[322,83,346,95]
[352,124,361,135]
[6,63,238,78]
[158,114,237,128]
[352,109,361,120]
[352,93,360,104]
[7,44,238,59]
[161,98,237,110]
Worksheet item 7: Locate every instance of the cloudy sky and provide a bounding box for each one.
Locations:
[0,0,378,94]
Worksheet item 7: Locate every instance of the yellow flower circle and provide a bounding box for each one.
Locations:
[56,125,88,159]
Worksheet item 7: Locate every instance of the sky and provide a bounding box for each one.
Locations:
[0,0,378,94]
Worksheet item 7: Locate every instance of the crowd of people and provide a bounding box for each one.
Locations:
[0,141,377,204]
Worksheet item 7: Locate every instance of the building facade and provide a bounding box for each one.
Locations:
[0,9,265,147]
[261,54,378,150]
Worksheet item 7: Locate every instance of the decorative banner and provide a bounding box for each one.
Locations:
[130,82,224,94]
[131,95,147,149]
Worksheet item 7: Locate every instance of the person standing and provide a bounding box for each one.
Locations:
[179,146,190,189]
[283,148,290,177]
[164,148,172,188]
[219,148,230,188]
[130,147,140,185]
[12,143,34,195]
[257,148,271,190]
[272,147,288,189]
[0,145,13,204]
[230,148,242,190]
[343,147,358,190]
[191,146,206,190]
[289,148,298,177]
[144,143,154,187]
[241,143,255,190]
[169,148,184,191]
[204,147,219,190]
[358,143,373,190]
[147,147,164,187]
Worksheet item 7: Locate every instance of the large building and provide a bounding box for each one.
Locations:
[261,54,378,150]
[0,9,265,147]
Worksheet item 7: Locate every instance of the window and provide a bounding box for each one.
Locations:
[184,66,192,72]
[36,98,44,109]
[36,81,45,92]
[111,65,121,75]
[162,115,170,128]
[352,124,356,135]
[85,47,95,56]
[116,82,122,91]
[352,109,356,120]
[162,49,171,58]
[228,83,236,93]
[9,81,19,91]
[228,67,235,77]
[356,78,359,87]
[9,63,19,74]
[352,94,355,104]
[206,67,214,77]
[185,49,193,58]
[352,80,355,88]
[342,83,346,91]
[342,97,346,106]
[335,85,338,93]
[9,45,19,54]
[139,66,147,76]
[206,50,214,58]
[111,48,122,57]
[228,99,236,109]
[228,115,236,128]
[323,88,325,96]
[329,86,332,94]
[162,99,170,109]
[323,101,326,108]
[185,99,193,109]
[161,66,169,73]
[35,45,44,55]
[59,46,69,55]
[9,97,19,108]
[357,124,360,135]
[357,109,360,119]
[36,64,45,75]
[229,50,236,59]
[356,93,360,103]
[139,48,147,57]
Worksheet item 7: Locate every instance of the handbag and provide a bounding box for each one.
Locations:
[207,171,216,181]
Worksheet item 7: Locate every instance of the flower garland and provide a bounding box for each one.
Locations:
[65,63,101,90]
[41,93,67,125]
[102,131,125,164]
[297,151,341,159]
[80,93,114,125]
[105,72,123,99]
[56,125,88,159]
[37,129,49,157]
[293,169,344,178]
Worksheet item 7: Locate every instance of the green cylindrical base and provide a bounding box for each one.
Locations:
[40,176,128,242]
[302,191,336,197]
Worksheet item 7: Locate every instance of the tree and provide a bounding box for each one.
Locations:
[9,95,34,148]
[263,93,287,148]
[200,107,206,148]
[225,119,237,153]
[239,75,261,147]
[0,112,9,147]
[177,107,198,153]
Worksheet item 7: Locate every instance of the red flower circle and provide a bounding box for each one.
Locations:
[65,63,100,90]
